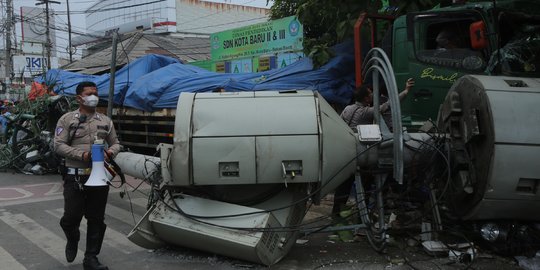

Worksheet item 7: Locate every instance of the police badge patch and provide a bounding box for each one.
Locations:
[56,127,64,136]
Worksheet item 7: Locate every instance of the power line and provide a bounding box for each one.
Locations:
[52,11,88,32]
[85,8,162,29]
[84,0,132,14]
[17,15,103,39]
[52,0,166,15]
[36,0,61,71]
[64,0,268,30]
[11,0,96,3]
[13,3,270,61]
[65,0,98,3]
[23,7,86,33]
[19,14,216,53]
[54,14,86,31]
[17,0,270,45]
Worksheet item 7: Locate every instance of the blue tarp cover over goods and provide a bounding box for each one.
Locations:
[39,43,356,112]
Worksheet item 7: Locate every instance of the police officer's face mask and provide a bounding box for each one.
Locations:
[82,95,99,107]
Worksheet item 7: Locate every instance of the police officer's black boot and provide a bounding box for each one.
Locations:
[83,223,108,270]
[63,228,79,263]
[60,218,80,263]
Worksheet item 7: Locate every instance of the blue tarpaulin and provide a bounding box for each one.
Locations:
[40,54,182,105]
[39,42,356,111]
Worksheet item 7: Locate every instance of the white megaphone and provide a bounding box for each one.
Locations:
[85,140,109,186]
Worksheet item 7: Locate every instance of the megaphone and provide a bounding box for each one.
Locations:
[85,141,109,187]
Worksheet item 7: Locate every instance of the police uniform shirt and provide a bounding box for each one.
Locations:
[54,109,121,168]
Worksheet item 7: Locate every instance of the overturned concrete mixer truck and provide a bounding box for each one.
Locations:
[117,73,540,265]
[110,0,540,265]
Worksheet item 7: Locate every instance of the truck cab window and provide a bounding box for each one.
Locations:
[486,12,540,77]
[413,13,486,71]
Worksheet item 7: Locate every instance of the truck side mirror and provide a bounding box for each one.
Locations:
[470,21,488,49]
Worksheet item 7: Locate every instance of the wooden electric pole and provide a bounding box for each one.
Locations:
[36,0,60,71]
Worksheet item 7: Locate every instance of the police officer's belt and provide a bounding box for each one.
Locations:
[67,168,92,175]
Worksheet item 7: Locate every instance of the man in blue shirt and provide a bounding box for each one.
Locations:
[0,106,11,134]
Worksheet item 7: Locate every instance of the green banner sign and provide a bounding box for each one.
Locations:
[211,16,303,61]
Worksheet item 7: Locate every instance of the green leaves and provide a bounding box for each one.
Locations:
[307,42,333,68]
[269,0,441,67]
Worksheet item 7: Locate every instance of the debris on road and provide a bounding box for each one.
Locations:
[0,95,75,174]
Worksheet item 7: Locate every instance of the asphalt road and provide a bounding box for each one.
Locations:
[0,171,524,270]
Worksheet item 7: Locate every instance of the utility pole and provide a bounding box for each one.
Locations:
[66,0,73,63]
[36,0,60,71]
[107,31,119,118]
[5,0,13,81]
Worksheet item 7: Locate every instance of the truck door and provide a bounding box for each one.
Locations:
[400,10,487,126]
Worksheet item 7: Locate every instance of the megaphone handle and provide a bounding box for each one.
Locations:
[104,150,111,161]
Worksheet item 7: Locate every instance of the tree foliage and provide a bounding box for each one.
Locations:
[269,0,442,66]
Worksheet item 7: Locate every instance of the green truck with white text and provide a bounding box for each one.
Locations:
[355,0,540,127]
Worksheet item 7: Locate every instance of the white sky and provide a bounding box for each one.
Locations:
[11,0,273,59]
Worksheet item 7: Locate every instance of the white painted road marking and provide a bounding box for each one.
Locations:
[47,208,144,254]
[0,180,150,207]
[0,246,27,270]
[0,211,83,267]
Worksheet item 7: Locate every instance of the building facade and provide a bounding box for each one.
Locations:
[74,1,305,75]
[75,0,269,46]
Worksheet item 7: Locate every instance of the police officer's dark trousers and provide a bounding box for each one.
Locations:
[60,175,109,270]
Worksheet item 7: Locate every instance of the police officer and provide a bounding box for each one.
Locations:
[54,81,120,270]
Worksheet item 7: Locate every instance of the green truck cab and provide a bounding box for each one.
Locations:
[356,0,540,127]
